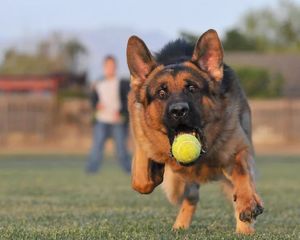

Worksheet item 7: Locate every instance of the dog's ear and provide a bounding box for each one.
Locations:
[191,29,224,81]
[127,36,157,90]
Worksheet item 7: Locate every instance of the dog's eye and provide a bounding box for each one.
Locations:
[158,89,168,100]
[186,84,198,93]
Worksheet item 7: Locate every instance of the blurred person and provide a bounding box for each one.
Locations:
[86,55,131,173]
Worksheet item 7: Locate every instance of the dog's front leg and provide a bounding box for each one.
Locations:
[131,146,164,194]
[223,149,263,234]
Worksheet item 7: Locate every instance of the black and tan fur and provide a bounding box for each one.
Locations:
[126,29,263,234]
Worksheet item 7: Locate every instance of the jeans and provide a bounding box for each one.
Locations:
[86,121,131,173]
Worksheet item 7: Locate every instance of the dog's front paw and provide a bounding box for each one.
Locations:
[236,223,255,235]
[236,194,264,223]
[239,203,264,222]
[172,221,189,230]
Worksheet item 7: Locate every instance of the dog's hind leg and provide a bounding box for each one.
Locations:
[172,183,199,229]
[162,165,199,229]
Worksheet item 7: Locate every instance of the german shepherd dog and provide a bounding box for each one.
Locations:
[126,29,263,234]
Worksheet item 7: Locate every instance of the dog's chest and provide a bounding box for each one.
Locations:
[167,160,223,183]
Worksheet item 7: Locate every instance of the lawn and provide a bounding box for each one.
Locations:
[0,154,299,240]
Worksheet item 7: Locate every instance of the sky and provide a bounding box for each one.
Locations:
[1,0,298,40]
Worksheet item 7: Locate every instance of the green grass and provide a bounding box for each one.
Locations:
[0,155,299,239]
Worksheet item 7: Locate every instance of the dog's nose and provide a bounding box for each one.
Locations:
[169,102,189,120]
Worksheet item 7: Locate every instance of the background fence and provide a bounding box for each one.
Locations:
[0,97,299,151]
[250,99,300,144]
[0,95,56,138]
[226,52,300,98]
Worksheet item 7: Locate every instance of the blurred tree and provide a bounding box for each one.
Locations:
[63,39,87,73]
[180,29,259,52]
[0,48,63,75]
[192,0,300,52]
[0,34,88,75]
[239,0,300,52]
[222,29,257,51]
[179,31,198,44]
[179,0,300,52]
[235,66,284,98]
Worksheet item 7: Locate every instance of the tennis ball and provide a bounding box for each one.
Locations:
[171,133,202,164]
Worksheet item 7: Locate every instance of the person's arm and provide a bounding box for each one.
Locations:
[119,78,130,123]
[90,88,99,110]
[89,84,100,124]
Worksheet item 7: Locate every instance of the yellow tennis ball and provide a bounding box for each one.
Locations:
[171,134,201,164]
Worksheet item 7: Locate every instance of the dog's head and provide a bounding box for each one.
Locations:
[127,29,227,164]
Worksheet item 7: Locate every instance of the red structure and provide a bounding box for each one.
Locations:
[0,75,64,93]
